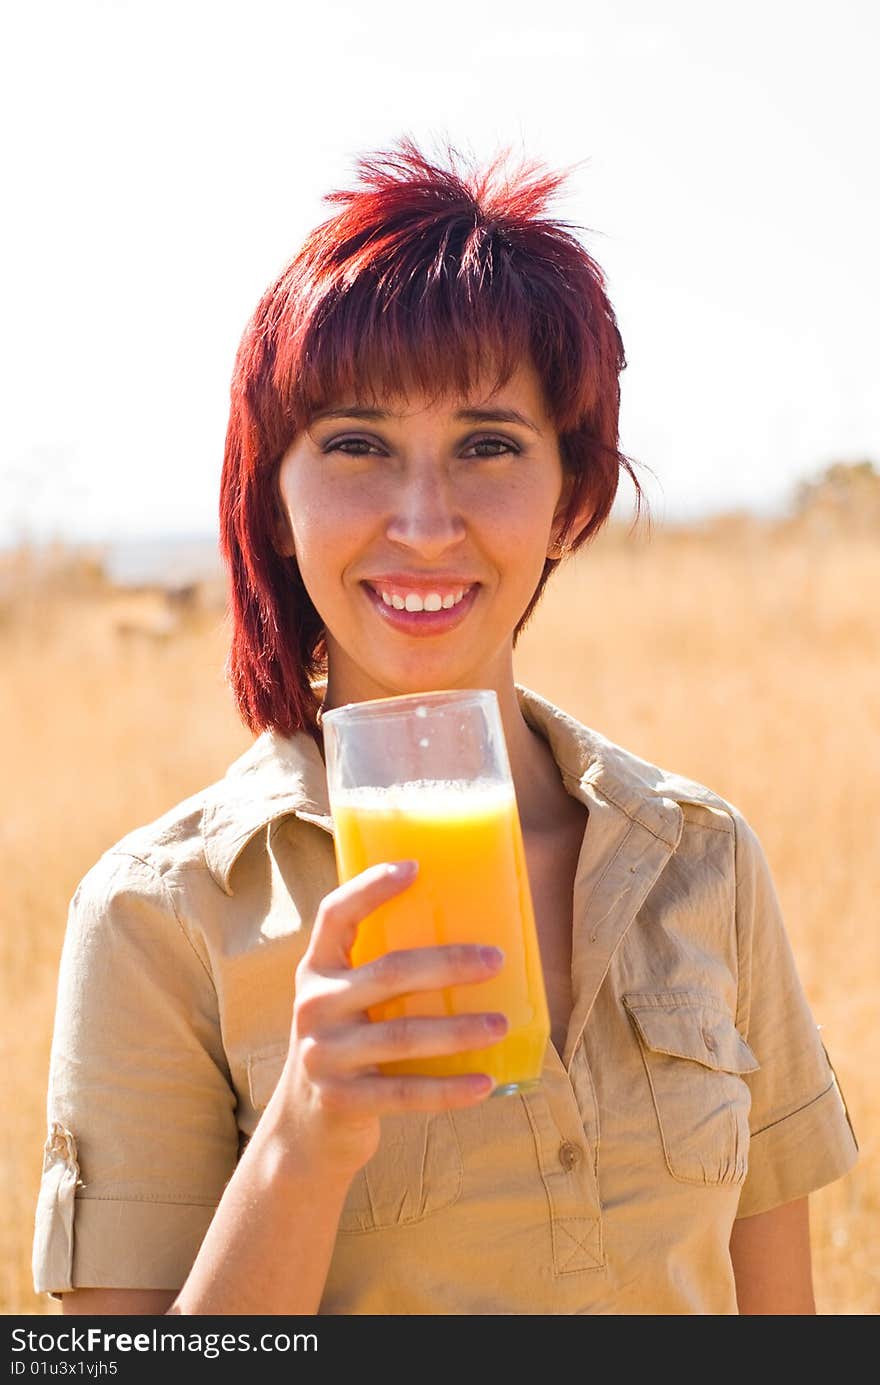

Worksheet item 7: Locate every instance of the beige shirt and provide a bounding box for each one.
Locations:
[33,685,857,1314]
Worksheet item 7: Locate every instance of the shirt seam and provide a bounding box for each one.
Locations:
[749,1078,835,1138]
[731,811,749,1038]
[106,849,216,989]
[590,777,728,849]
[574,779,679,847]
[218,808,304,854]
[557,758,732,846]
[623,990,739,1014]
[75,1191,219,1207]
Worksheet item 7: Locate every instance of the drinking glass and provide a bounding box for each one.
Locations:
[322,689,550,1095]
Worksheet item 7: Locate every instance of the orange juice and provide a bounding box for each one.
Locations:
[331,778,550,1090]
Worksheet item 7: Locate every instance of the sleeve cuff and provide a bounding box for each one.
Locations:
[34,1195,216,1298]
[736,1079,858,1219]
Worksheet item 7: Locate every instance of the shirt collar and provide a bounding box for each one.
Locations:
[201,723,333,894]
[202,683,723,894]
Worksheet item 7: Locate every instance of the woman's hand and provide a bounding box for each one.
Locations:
[271,858,507,1178]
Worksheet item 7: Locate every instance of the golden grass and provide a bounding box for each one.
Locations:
[2,519,877,1314]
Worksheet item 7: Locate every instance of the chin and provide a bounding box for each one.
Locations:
[362,659,480,699]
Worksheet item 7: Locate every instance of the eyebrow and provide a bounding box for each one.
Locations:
[310,406,541,434]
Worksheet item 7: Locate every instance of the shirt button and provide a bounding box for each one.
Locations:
[702,1029,718,1052]
[558,1141,583,1171]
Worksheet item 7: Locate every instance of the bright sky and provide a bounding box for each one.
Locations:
[2,0,877,544]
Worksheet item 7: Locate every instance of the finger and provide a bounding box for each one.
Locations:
[320,1070,496,1116]
[302,1011,509,1079]
[296,943,505,1032]
[348,942,505,1012]
[306,860,419,969]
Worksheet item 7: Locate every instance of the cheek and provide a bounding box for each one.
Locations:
[288,488,361,559]
[472,479,556,544]
[286,493,371,616]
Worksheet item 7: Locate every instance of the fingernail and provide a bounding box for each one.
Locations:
[485,1013,508,1034]
[480,946,504,967]
[470,1073,495,1096]
[387,860,417,878]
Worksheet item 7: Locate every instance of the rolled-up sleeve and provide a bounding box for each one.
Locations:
[32,851,239,1296]
[731,812,858,1218]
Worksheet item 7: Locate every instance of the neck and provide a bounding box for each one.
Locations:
[494,679,563,834]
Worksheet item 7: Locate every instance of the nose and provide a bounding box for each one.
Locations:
[385,466,467,558]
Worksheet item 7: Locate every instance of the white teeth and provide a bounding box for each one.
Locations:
[378,586,470,612]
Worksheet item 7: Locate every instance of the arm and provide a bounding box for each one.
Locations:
[63,1098,355,1318]
[62,1091,355,1317]
[729,1196,815,1314]
[60,860,504,1316]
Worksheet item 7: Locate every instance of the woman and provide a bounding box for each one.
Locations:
[34,139,857,1315]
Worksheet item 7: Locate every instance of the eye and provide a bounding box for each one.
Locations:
[462,435,520,459]
[323,435,384,456]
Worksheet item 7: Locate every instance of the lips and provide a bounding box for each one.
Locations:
[361,581,480,636]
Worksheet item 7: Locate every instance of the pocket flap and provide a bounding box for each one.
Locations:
[623,992,759,1075]
[247,1044,289,1110]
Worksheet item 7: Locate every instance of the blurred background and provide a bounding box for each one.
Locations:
[1,0,877,1314]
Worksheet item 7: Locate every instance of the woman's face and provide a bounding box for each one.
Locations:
[275,359,575,707]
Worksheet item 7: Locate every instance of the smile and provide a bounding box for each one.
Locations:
[380,586,468,611]
[361,582,480,635]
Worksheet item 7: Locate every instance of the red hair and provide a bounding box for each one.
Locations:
[219,137,645,740]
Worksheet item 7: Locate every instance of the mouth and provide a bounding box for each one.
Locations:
[360,582,480,636]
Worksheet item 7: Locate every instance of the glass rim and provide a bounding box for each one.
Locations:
[321,688,497,726]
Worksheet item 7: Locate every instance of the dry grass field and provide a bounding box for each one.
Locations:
[1,505,877,1315]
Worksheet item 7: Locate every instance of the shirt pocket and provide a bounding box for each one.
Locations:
[247,1047,463,1233]
[623,991,759,1186]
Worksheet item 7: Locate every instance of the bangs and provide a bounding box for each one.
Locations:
[294,277,532,422]
[264,209,608,441]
